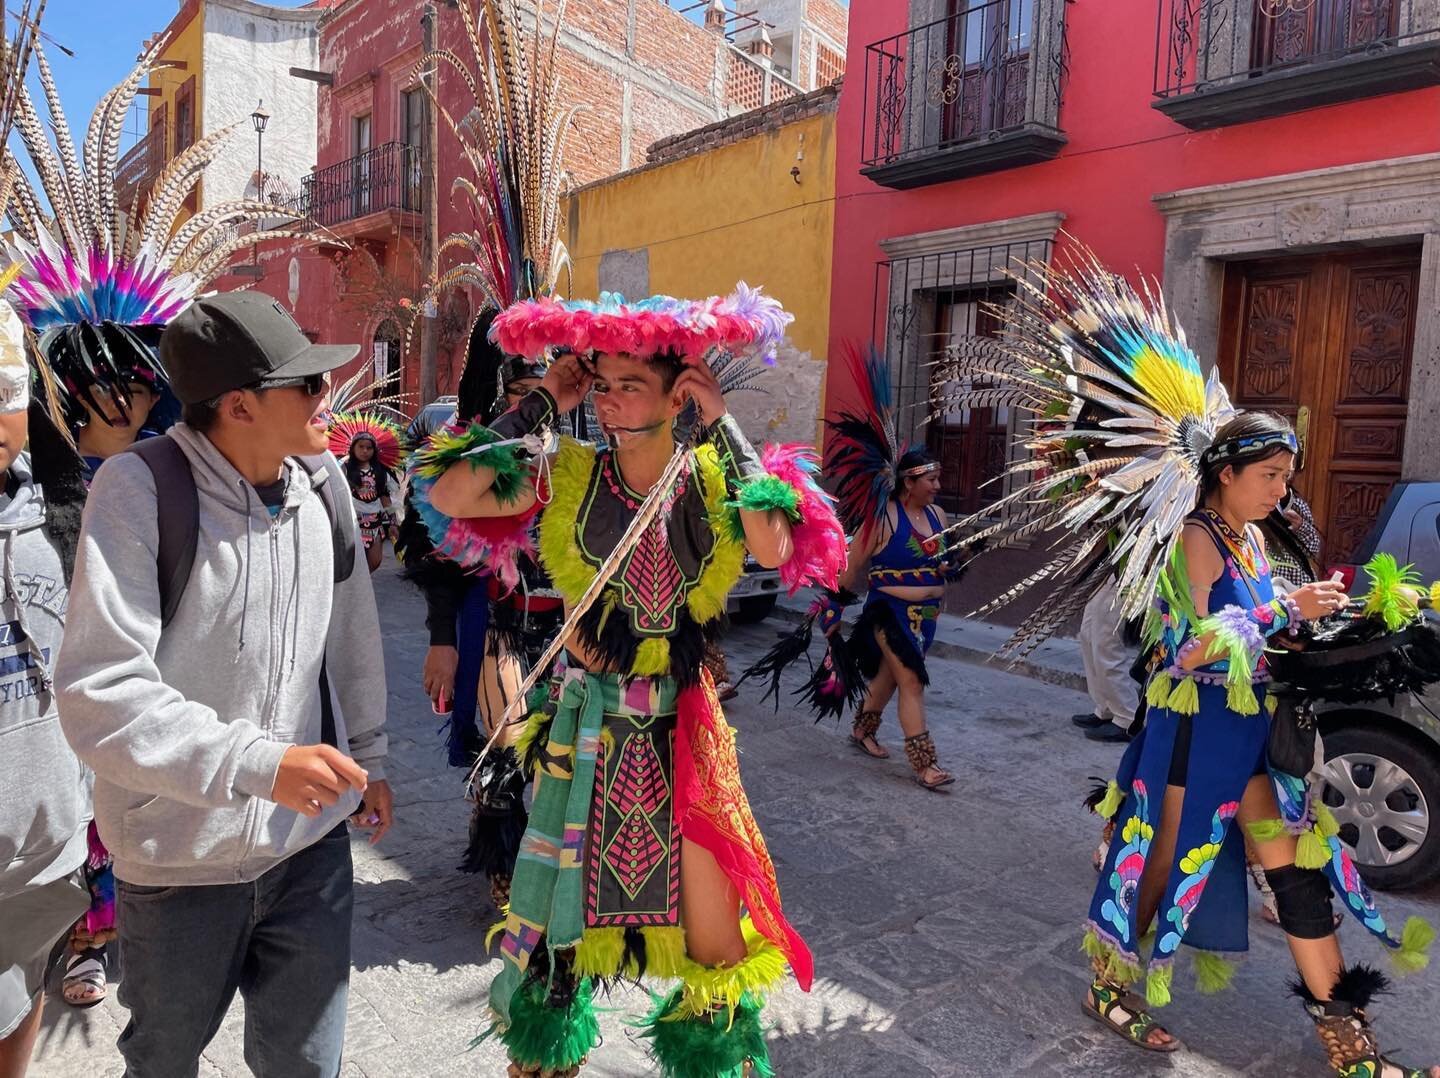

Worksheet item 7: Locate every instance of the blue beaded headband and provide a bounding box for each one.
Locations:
[1200,429,1300,467]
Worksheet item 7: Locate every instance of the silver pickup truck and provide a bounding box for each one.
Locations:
[1315,482,1440,890]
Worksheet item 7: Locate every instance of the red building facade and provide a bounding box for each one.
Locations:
[248,0,842,401]
[829,0,1440,603]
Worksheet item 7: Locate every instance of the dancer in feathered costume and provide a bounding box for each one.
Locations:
[329,411,404,573]
[414,284,843,1078]
[0,28,323,1013]
[931,244,1438,1076]
[742,346,967,790]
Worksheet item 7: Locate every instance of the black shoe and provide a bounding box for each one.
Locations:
[1071,713,1109,729]
[1085,723,1133,743]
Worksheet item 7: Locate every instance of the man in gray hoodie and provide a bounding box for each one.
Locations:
[0,301,91,1077]
[56,292,391,1078]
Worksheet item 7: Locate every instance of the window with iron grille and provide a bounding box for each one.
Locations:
[872,237,1052,514]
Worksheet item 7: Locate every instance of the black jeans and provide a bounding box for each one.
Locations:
[115,826,354,1078]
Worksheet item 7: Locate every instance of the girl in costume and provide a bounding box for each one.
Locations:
[930,251,1437,1077]
[414,285,845,1078]
[330,412,404,573]
[745,348,964,790]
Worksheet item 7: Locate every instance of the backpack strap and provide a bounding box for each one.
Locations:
[295,454,356,584]
[126,436,199,629]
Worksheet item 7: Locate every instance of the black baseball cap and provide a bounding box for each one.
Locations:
[160,291,358,404]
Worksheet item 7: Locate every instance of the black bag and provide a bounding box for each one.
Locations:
[1264,687,1316,777]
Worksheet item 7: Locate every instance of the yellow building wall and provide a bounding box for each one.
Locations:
[145,1,206,218]
[564,108,836,445]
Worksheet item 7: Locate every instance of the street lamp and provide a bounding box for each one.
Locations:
[251,99,270,201]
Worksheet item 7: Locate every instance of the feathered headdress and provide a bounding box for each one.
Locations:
[930,242,1238,659]
[1,34,317,424]
[413,0,576,323]
[328,411,407,474]
[824,345,928,538]
[490,284,794,365]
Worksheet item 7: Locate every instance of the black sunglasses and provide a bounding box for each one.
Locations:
[249,373,330,397]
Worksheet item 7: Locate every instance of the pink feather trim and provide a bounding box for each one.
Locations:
[760,443,846,595]
[433,508,540,592]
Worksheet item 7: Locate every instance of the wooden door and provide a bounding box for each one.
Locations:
[928,297,1010,515]
[1219,248,1419,564]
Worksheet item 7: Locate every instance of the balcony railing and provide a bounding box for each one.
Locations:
[115,117,168,214]
[859,0,1069,190]
[1153,0,1440,128]
[299,141,422,229]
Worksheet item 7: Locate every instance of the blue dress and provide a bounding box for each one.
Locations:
[1085,511,1410,997]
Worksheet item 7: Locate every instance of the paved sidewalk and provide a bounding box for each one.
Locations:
[31,564,1440,1076]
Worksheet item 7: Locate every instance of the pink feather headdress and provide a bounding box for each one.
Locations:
[489,283,794,365]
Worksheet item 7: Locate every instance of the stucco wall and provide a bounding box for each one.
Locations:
[564,105,837,446]
[201,0,321,205]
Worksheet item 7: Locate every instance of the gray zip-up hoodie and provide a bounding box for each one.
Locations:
[0,452,89,901]
[55,424,388,887]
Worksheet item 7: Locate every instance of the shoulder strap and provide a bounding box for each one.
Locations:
[296,454,356,585]
[127,436,199,629]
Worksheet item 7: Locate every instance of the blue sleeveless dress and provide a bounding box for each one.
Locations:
[854,503,948,682]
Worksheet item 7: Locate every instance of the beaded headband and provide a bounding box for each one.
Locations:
[899,461,940,478]
[1200,429,1299,468]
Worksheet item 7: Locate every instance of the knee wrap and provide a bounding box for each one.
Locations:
[1264,865,1334,939]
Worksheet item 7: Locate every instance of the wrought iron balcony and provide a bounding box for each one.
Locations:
[298,141,422,231]
[115,117,168,214]
[1153,0,1440,129]
[859,0,1069,190]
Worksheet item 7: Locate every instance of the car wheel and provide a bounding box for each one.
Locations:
[1318,725,1440,891]
[729,595,777,625]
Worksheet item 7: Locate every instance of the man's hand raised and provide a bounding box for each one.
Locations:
[270,744,368,817]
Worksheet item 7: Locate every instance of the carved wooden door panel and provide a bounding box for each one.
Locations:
[1220,248,1419,564]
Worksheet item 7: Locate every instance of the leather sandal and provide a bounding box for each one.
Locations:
[849,710,889,758]
[903,731,955,790]
[1082,978,1182,1053]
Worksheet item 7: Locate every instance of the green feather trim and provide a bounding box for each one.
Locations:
[1265,692,1278,714]
[1145,963,1174,1009]
[1361,553,1422,632]
[1295,828,1331,870]
[412,421,531,505]
[1145,675,1172,709]
[674,921,787,1019]
[494,976,600,1069]
[728,474,801,523]
[1430,581,1440,609]
[1156,542,1199,632]
[1192,950,1236,995]
[1096,781,1126,821]
[639,988,774,1078]
[537,439,601,604]
[689,445,747,626]
[1246,818,1288,843]
[1195,609,1261,708]
[1392,917,1434,975]
[1168,676,1200,716]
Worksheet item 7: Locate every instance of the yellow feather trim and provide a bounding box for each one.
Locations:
[513,710,551,770]
[536,439,745,677]
[1096,781,1125,820]
[1168,676,1200,715]
[673,919,787,1020]
[1295,828,1331,870]
[1145,675,1172,709]
[572,925,688,981]
[1314,803,1341,839]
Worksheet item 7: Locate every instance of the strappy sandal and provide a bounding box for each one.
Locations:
[62,947,107,1008]
[903,732,955,791]
[1082,978,1182,1053]
[1300,969,1440,1078]
[849,710,889,759]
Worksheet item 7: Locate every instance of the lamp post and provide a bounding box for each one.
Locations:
[251,99,270,202]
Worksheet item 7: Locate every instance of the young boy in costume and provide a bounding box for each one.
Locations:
[416,286,845,1077]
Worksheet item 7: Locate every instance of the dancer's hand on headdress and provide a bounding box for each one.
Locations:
[674,362,726,426]
[540,352,594,413]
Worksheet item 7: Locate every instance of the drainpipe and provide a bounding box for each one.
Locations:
[418,2,440,405]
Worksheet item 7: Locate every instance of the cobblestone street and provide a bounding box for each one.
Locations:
[31,564,1440,1077]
